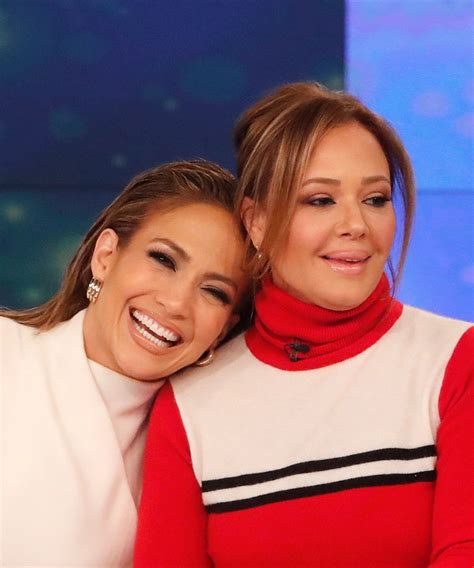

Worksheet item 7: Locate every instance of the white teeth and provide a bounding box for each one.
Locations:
[132,320,170,348]
[131,309,180,342]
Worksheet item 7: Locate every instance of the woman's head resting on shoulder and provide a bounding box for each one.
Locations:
[235,82,415,311]
[5,160,248,381]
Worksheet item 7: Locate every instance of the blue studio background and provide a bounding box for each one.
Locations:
[0,0,472,321]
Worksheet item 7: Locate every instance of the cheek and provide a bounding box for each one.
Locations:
[284,211,328,257]
[110,262,156,298]
[194,304,230,346]
[377,214,396,253]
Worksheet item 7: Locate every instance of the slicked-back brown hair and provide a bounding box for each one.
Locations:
[1,159,241,330]
[234,82,415,288]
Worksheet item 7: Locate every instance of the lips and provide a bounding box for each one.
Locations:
[130,308,182,349]
[321,251,371,274]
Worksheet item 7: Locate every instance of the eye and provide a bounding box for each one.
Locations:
[364,195,392,208]
[148,250,176,271]
[202,286,231,306]
[307,196,335,207]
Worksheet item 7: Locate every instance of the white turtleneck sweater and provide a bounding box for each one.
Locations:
[88,359,159,508]
[1,310,163,567]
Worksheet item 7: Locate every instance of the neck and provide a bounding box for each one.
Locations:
[245,274,403,371]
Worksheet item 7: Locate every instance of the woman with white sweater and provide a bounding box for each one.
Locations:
[1,159,247,566]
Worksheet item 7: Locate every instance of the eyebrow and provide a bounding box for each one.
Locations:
[150,238,191,261]
[303,175,391,187]
[150,238,238,290]
[362,175,391,185]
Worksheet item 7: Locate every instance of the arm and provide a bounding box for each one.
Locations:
[134,381,212,567]
[430,327,474,567]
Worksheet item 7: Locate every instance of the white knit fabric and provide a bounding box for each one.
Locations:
[1,310,163,567]
[89,359,159,507]
[171,306,470,509]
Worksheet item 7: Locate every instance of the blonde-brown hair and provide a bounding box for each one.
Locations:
[234,82,415,288]
[1,160,240,330]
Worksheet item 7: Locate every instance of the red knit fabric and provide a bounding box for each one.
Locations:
[135,284,473,567]
[246,273,403,370]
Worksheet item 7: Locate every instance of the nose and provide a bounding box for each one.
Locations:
[154,279,193,320]
[337,202,368,239]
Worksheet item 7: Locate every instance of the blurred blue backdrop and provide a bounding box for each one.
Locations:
[0,0,344,307]
[347,0,473,320]
[1,0,472,321]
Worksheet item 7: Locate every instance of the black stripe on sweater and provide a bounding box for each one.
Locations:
[206,470,436,514]
[202,445,436,492]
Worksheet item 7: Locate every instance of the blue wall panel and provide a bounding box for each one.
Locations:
[0,0,345,308]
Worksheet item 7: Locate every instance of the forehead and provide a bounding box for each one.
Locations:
[132,202,245,271]
[306,122,389,175]
[138,201,236,235]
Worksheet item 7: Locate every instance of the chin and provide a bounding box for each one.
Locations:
[321,277,380,311]
[113,353,163,381]
[313,289,369,311]
[321,299,362,311]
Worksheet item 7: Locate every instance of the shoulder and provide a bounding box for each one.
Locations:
[170,333,252,394]
[0,315,39,349]
[438,325,474,417]
[0,317,44,383]
[391,305,472,356]
[398,304,471,335]
[390,306,472,411]
[169,333,262,412]
[0,311,85,367]
[0,314,32,332]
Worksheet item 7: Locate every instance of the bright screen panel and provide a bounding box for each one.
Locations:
[346,0,473,320]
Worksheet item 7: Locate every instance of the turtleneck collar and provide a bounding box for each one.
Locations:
[245,274,403,371]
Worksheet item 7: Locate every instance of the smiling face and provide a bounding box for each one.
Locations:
[249,121,396,311]
[83,202,246,380]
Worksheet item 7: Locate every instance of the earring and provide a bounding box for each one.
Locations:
[195,348,215,367]
[256,251,263,261]
[86,277,102,303]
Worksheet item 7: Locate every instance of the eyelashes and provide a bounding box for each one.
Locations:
[147,249,232,306]
[307,197,335,207]
[148,250,176,271]
[363,195,392,207]
[202,287,231,305]
[307,195,392,208]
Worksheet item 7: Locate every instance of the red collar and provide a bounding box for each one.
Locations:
[245,274,402,371]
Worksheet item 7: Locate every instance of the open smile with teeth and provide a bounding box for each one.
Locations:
[130,309,181,349]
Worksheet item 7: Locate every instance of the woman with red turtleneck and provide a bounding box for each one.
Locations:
[135,83,473,567]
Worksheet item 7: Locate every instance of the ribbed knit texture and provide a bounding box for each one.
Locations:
[246,274,403,370]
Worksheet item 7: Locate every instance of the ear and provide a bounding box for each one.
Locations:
[90,229,120,281]
[240,197,267,249]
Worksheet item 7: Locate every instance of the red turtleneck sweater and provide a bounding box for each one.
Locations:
[135,277,473,567]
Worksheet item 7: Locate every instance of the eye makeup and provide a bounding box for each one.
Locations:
[147,250,177,271]
[202,286,231,306]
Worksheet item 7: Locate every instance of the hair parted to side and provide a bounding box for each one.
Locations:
[234,82,415,289]
[1,159,240,330]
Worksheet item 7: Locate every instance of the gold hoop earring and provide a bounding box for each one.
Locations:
[86,277,102,303]
[195,348,215,367]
